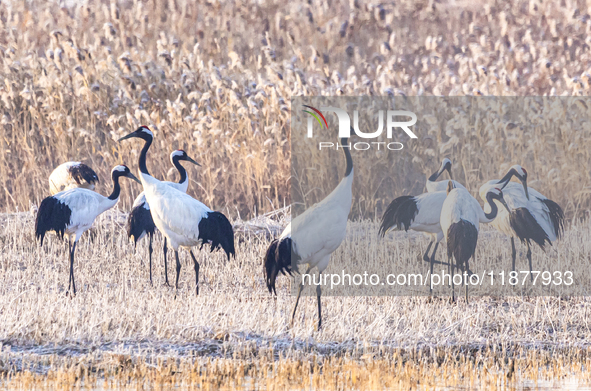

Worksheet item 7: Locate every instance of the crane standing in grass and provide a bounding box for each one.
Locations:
[49,161,99,195]
[479,165,565,278]
[264,137,353,330]
[440,181,510,301]
[36,165,141,295]
[127,150,201,285]
[379,158,465,268]
[119,126,235,295]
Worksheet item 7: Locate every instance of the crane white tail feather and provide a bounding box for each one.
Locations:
[35,197,72,245]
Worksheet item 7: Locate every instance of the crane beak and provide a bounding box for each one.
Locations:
[184,156,201,167]
[435,166,444,178]
[499,197,511,213]
[118,132,135,142]
[126,172,141,184]
[497,171,512,189]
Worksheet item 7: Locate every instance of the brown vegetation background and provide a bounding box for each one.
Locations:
[1,0,591,219]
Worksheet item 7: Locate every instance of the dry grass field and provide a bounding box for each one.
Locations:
[2,211,591,388]
[3,0,591,389]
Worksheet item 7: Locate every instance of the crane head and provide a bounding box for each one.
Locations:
[118,125,153,142]
[429,158,453,182]
[498,164,529,200]
[112,165,141,184]
[486,187,510,213]
[441,158,453,179]
[170,150,201,166]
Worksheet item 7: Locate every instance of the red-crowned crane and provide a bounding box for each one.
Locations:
[35,165,140,295]
[479,165,565,278]
[379,159,465,268]
[49,162,99,195]
[118,126,235,295]
[263,137,353,330]
[440,181,510,301]
[127,150,200,285]
[426,158,466,193]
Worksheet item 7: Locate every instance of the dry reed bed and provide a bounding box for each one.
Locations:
[3,0,591,219]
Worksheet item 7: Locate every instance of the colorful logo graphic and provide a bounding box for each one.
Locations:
[302,105,328,129]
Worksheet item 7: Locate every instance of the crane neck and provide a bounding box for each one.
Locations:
[108,173,122,201]
[171,156,187,184]
[483,192,499,221]
[138,136,153,176]
[340,137,353,177]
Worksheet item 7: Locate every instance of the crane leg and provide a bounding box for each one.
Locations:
[67,239,72,291]
[163,238,170,286]
[527,242,533,282]
[511,237,516,274]
[189,250,200,296]
[462,261,469,303]
[429,242,438,294]
[428,259,452,267]
[174,250,181,292]
[68,242,77,296]
[422,241,434,263]
[148,234,153,286]
[316,283,322,330]
[450,256,455,303]
[290,266,312,328]
[430,242,439,264]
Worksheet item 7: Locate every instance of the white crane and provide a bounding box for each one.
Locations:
[264,137,353,330]
[127,150,200,285]
[440,181,510,300]
[118,126,235,295]
[479,165,565,277]
[379,160,465,268]
[49,161,99,195]
[35,165,140,295]
[426,158,466,193]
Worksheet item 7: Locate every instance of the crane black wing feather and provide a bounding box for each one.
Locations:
[127,202,156,245]
[197,211,235,260]
[70,163,99,185]
[509,207,550,249]
[263,236,299,295]
[379,195,418,237]
[35,196,72,245]
[446,219,478,268]
[540,198,565,240]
